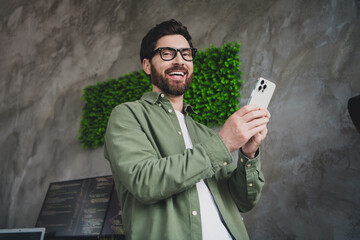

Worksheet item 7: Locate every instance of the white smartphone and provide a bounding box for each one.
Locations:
[247,77,276,108]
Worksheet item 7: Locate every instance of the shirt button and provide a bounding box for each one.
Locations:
[247,163,251,167]
[160,93,165,98]
[158,103,162,107]
[168,109,173,113]
[192,211,197,216]
[178,131,182,135]
[223,162,228,166]
[249,183,253,187]
[240,158,244,163]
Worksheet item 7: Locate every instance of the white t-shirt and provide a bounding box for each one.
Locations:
[175,110,232,240]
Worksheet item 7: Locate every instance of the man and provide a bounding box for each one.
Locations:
[104,19,271,240]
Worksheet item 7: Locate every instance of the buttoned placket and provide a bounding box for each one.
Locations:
[158,93,187,151]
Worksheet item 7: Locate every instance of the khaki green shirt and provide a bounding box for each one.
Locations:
[104,92,265,240]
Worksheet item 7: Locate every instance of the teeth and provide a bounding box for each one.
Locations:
[169,71,185,76]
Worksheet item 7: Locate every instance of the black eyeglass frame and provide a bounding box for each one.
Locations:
[151,47,197,62]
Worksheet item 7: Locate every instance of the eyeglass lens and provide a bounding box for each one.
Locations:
[161,48,194,61]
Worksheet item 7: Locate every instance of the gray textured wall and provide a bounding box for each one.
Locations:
[1,0,359,239]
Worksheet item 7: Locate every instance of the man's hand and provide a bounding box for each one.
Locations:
[219,105,271,157]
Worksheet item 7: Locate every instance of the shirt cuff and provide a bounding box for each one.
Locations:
[238,148,261,169]
[201,134,233,171]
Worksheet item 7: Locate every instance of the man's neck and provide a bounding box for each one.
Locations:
[152,85,184,113]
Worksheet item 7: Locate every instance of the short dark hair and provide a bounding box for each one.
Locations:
[140,19,194,63]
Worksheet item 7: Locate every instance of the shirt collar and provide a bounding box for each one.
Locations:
[141,92,162,104]
[141,92,197,114]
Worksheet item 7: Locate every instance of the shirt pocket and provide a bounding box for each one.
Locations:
[257,170,265,182]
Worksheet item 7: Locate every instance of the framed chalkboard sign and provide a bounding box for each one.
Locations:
[36,176,124,238]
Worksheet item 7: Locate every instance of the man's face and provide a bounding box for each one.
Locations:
[143,34,194,96]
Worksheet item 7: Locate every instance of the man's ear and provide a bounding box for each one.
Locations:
[142,59,151,75]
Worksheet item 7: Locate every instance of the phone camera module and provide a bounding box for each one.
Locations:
[258,79,268,92]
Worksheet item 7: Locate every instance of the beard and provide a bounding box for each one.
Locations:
[150,65,193,96]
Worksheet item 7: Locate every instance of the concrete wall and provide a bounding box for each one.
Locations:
[1,0,359,239]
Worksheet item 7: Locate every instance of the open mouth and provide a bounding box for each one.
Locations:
[168,71,185,77]
[166,67,187,81]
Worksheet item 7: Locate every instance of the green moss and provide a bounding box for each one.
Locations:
[79,42,243,149]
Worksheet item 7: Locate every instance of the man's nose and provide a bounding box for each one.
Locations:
[172,51,185,65]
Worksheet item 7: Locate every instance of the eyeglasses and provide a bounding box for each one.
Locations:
[152,47,197,61]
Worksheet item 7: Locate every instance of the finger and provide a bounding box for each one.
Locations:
[247,105,271,119]
[246,123,268,140]
[260,107,271,119]
[246,117,269,131]
[259,127,268,137]
[249,135,263,147]
[236,105,263,117]
[242,109,269,123]
[247,128,268,148]
[253,127,268,142]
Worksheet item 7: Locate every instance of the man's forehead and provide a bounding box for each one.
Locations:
[155,34,190,49]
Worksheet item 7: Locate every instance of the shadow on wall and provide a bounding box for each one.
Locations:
[348,94,360,134]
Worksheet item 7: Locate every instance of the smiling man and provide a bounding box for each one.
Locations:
[146,39,194,96]
[104,19,271,240]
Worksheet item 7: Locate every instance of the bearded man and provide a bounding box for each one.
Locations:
[105,19,271,240]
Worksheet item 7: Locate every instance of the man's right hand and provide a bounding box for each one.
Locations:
[219,105,270,154]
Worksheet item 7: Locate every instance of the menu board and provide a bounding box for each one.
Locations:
[36,176,115,237]
[101,188,125,236]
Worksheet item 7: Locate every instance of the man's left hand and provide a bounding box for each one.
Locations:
[241,107,271,158]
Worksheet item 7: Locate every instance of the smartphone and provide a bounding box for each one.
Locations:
[247,77,276,108]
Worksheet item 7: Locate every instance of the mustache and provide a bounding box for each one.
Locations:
[165,66,188,75]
